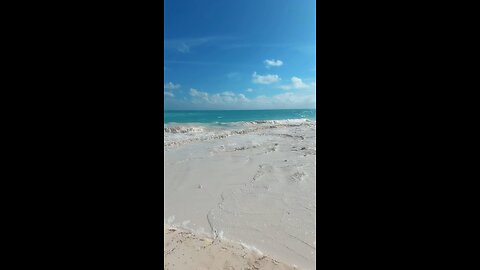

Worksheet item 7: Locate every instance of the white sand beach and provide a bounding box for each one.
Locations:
[164,225,295,270]
[164,120,316,269]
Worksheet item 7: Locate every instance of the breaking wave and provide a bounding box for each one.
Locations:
[164,119,316,148]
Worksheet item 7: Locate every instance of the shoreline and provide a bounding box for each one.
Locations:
[164,225,297,270]
[164,118,316,126]
[164,119,316,269]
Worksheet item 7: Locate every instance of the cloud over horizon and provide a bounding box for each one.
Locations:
[280,77,315,90]
[164,87,315,110]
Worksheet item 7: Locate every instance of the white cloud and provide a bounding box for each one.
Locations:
[164,82,181,90]
[291,77,308,88]
[164,83,179,98]
[264,59,283,68]
[252,72,281,84]
[280,77,315,90]
[246,88,253,92]
[190,88,209,98]
[210,92,242,104]
[167,87,315,110]
[189,89,248,105]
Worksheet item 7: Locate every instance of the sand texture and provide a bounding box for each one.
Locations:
[164,120,316,269]
[164,226,296,270]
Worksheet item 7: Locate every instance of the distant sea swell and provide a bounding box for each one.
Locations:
[164,109,316,124]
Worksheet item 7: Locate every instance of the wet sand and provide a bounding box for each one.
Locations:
[164,120,316,269]
[164,225,295,270]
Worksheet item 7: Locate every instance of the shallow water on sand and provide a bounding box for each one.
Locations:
[164,119,316,269]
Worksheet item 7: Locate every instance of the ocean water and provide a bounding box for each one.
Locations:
[164,109,316,124]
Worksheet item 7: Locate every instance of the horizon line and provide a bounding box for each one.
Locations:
[164,108,316,111]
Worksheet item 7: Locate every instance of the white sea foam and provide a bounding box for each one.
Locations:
[240,242,264,256]
[164,126,206,133]
[164,119,316,149]
[166,221,267,257]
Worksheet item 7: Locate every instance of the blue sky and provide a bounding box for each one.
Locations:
[164,0,316,110]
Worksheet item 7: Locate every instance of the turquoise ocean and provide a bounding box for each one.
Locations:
[164,109,316,124]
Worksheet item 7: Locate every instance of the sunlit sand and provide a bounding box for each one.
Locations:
[164,120,316,269]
